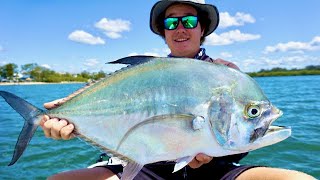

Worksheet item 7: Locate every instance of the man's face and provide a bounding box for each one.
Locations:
[164,4,204,58]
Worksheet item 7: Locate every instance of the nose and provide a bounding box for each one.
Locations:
[176,21,186,30]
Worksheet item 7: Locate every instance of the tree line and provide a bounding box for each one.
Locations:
[1,63,319,83]
[247,65,320,77]
[0,63,106,83]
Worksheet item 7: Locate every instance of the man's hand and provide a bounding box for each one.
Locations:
[188,153,213,168]
[40,99,75,140]
[215,58,240,70]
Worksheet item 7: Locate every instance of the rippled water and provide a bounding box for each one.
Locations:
[0,76,319,179]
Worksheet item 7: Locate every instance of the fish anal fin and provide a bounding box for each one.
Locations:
[173,156,195,173]
[121,161,144,180]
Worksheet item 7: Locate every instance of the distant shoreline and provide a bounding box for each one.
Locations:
[0,81,85,86]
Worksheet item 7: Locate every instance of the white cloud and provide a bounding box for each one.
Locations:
[264,36,320,54]
[68,30,105,45]
[95,18,131,39]
[240,55,320,72]
[0,45,4,52]
[0,61,8,65]
[310,36,320,46]
[128,52,160,57]
[205,30,261,46]
[264,42,310,53]
[128,47,170,57]
[219,12,255,28]
[80,58,116,73]
[83,59,100,67]
[220,52,233,58]
[105,32,122,39]
[41,64,51,69]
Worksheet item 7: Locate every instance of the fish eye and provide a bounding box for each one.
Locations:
[246,105,261,118]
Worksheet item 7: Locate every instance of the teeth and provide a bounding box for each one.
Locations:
[175,38,187,42]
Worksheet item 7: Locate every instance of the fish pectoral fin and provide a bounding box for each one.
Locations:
[192,116,205,130]
[173,156,195,173]
[121,161,144,180]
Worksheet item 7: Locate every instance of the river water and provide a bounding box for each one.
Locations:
[0,75,319,179]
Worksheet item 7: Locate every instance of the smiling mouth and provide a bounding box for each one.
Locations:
[175,38,188,42]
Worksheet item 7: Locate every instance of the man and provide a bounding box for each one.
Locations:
[44,0,314,179]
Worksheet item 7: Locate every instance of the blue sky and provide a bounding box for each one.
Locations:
[1,0,320,73]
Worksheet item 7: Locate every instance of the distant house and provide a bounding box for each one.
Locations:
[19,75,33,82]
[0,78,9,82]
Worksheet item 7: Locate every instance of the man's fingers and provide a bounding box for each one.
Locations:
[188,153,213,169]
[215,58,240,70]
[60,124,75,140]
[196,153,212,164]
[43,118,59,138]
[41,117,74,140]
[44,98,65,110]
[40,115,50,127]
[188,158,203,169]
[51,119,68,139]
[188,158,200,169]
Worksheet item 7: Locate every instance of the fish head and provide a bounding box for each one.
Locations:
[208,81,291,152]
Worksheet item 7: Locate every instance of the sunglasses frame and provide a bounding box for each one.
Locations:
[164,15,199,30]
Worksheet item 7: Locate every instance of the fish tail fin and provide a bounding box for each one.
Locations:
[0,91,44,166]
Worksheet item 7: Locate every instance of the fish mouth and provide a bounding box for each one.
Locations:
[247,124,291,151]
[266,125,287,133]
[250,109,288,142]
[261,125,291,139]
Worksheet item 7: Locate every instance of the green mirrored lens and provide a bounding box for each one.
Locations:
[164,18,179,30]
[164,16,198,30]
[181,16,198,29]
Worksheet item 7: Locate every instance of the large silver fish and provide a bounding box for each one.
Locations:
[0,56,291,180]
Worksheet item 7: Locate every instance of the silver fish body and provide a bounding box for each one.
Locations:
[0,56,291,180]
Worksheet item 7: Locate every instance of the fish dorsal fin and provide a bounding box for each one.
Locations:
[173,156,195,173]
[57,56,157,106]
[122,161,144,180]
[51,56,158,109]
[108,55,156,66]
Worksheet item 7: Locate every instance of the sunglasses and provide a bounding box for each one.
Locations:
[164,15,198,30]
